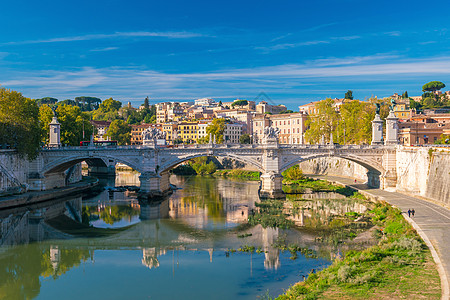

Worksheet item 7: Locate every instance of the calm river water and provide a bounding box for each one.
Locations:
[0,172,370,300]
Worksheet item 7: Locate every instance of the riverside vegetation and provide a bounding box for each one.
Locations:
[274,203,440,300]
[173,162,440,299]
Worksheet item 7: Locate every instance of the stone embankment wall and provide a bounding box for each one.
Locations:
[298,157,369,181]
[396,146,450,206]
[0,150,30,193]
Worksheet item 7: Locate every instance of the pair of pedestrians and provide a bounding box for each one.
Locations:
[408,209,415,217]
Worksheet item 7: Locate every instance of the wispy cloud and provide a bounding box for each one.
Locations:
[301,22,339,32]
[90,47,119,52]
[255,40,330,52]
[1,31,208,46]
[256,35,361,53]
[384,31,401,37]
[2,55,450,103]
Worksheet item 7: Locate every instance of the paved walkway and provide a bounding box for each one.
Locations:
[311,174,450,300]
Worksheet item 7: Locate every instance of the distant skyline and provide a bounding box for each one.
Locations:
[1,0,450,110]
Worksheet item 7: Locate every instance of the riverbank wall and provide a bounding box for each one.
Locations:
[299,146,450,207]
[0,150,30,194]
[396,146,450,206]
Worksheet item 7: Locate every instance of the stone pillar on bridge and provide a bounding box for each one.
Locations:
[259,128,285,198]
[48,116,61,148]
[385,111,399,145]
[371,114,383,145]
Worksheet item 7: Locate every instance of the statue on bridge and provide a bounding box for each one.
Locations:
[389,99,397,111]
[142,128,166,146]
[142,127,166,141]
[264,126,280,139]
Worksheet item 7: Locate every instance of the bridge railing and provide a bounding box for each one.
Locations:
[41,143,393,151]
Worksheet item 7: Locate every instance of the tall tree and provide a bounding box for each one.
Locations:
[105,120,131,145]
[422,81,445,93]
[35,97,58,106]
[206,118,226,143]
[304,99,339,144]
[93,98,122,121]
[0,88,40,159]
[402,91,409,99]
[144,96,150,109]
[344,90,353,100]
[239,134,251,144]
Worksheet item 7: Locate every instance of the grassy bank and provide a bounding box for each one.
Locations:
[274,202,441,299]
[213,169,260,180]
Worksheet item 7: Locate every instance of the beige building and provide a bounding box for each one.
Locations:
[156,102,184,123]
[399,122,449,145]
[256,101,287,114]
[224,123,244,144]
[252,113,307,144]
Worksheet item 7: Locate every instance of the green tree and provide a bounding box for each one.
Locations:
[422,81,446,93]
[344,90,353,100]
[0,88,40,158]
[402,91,409,99]
[105,119,131,145]
[99,98,122,112]
[282,165,304,181]
[409,99,422,110]
[35,97,58,106]
[338,100,374,144]
[206,118,226,143]
[144,96,150,109]
[231,99,248,107]
[75,96,101,111]
[239,134,251,144]
[92,98,122,121]
[57,99,77,106]
[280,110,294,114]
[39,104,93,146]
[304,99,339,144]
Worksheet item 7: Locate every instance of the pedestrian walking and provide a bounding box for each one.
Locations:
[408,209,411,217]
[412,209,415,217]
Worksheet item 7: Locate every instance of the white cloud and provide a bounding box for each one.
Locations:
[90,47,119,52]
[1,31,208,46]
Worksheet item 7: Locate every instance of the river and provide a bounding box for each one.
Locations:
[0,172,373,300]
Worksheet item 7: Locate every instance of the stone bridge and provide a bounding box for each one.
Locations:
[28,138,398,198]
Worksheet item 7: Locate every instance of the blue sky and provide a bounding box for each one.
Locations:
[1,0,450,110]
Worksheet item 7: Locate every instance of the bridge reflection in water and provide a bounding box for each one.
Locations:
[0,174,373,300]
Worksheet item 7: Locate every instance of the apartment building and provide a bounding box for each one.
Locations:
[178,122,198,143]
[256,101,287,114]
[222,100,256,111]
[252,113,307,144]
[91,120,111,141]
[224,123,244,144]
[156,102,184,123]
[399,122,450,145]
[162,123,178,145]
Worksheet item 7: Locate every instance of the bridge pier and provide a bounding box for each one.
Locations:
[366,170,381,188]
[139,171,171,197]
[87,165,116,177]
[259,172,284,199]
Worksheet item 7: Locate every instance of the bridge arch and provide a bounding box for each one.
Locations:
[280,153,385,174]
[279,153,384,188]
[158,152,264,174]
[42,154,143,175]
